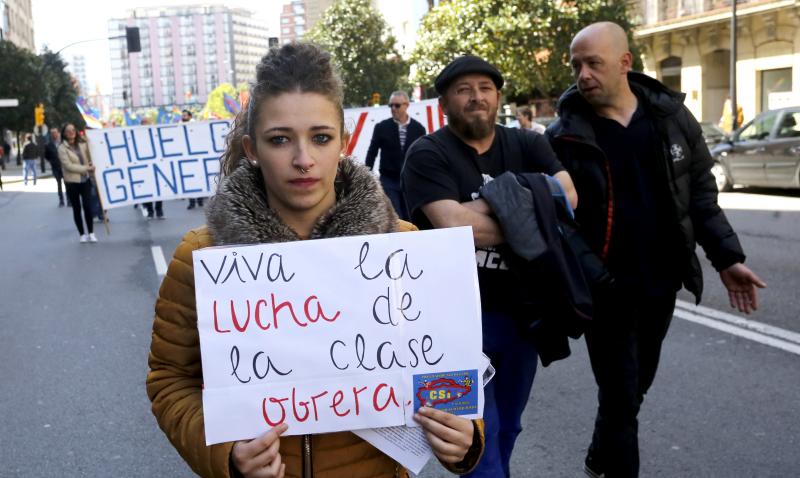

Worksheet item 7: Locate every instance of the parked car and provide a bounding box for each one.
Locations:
[700,122,726,147]
[710,106,800,191]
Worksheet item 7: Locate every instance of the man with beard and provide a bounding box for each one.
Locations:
[547,22,765,477]
[402,55,577,478]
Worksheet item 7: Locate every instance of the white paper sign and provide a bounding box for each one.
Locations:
[85,99,446,209]
[193,227,482,445]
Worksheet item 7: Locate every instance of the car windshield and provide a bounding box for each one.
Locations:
[738,111,778,141]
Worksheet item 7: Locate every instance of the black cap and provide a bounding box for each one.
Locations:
[434,55,504,94]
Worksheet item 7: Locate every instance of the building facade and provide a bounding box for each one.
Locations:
[108,5,270,109]
[69,54,89,96]
[279,0,334,44]
[634,0,800,124]
[1,0,34,51]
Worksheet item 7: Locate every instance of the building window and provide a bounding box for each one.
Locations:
[760,68,792,112]
[660,56,682,92]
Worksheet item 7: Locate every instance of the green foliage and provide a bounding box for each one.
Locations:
[411,0,641,99]
[0,42,83,134]
[305,0,409,107]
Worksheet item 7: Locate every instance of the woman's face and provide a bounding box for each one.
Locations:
[64,125,77,142]
[244,92,347,225]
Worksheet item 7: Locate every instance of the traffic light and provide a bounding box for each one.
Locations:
[371,92,381,106]
[34,103,45,127]
[126,27,141,53]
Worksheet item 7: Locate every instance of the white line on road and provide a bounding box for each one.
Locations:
[675,299,800,345]
[673,307,800,357]
[151,246,168,277]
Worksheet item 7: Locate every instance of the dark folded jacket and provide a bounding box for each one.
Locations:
[481,172,596,366]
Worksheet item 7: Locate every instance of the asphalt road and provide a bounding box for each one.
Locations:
[1,178,798,477]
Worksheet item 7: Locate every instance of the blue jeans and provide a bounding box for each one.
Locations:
[379,175,408,221]
[23,159,37,185]
[465,311,538,478]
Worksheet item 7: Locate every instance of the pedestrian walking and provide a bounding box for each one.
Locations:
[546,22,766,478]
[44,128,66,206]
[146,42,484,478]
[515,105,546,134]
[402,55,577,478]
[58,123,98,243]
[364,91,426,220]
[22,133,38,186]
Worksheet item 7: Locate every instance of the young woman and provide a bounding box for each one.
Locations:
[58,123,97,243]
[147,43,484,478]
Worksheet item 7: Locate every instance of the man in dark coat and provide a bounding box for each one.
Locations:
[546,22,766,478]
[365,91,425,220]
[44,128,65,206]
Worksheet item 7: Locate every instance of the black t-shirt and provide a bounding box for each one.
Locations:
[402,125,565,313]
[590,99,680,296]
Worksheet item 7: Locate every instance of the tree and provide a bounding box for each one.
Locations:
[305,0,409,107]
[411,0,641,99]
[40,49,84,130]
[0,42,83,146]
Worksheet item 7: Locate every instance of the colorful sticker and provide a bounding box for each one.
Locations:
[412,369,479,415]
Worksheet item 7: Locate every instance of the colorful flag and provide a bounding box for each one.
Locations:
[223,92,241,115]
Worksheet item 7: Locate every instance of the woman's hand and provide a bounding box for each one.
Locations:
[231,423,288,478]
[87,165,96,173]
[414,407,474,464]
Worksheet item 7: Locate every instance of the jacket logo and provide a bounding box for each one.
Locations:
[670,144,685,162]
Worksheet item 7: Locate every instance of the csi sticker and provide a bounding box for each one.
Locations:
[412,369,478,415]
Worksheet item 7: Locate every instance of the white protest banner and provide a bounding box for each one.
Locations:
[343,98,446,163]
[193,227,482,445]
[86,120,231,209]
[85,99,445,209]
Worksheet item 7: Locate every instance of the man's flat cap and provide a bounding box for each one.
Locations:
[434,55,504,94]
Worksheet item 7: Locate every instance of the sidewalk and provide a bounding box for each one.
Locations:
[0,160,53,186]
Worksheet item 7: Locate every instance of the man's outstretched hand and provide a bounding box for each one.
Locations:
[719,263,766,314]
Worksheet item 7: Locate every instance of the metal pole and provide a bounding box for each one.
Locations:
[730,0,738,130]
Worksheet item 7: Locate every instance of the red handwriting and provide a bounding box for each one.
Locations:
[213,294,341,334]
[345,112,369,156]
[261,382,400,427]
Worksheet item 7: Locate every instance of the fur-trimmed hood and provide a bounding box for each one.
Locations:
[205,157,399,245]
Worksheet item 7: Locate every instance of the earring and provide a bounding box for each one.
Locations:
[250,160,257,167]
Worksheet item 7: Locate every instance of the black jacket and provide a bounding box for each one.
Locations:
[546,72,745,303]
[22,142,38,160]
[365,117,426,179]
[481,172,593,366]
[44,141,62,174]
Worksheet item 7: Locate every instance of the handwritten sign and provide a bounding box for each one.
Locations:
[85,99,446,209]
[193,227,482,445]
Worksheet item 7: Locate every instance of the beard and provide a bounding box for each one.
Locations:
[447,104,497,140]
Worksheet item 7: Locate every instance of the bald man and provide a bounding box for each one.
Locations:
[546,22,765,477]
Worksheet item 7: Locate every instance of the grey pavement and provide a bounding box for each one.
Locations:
[1,179,798,477]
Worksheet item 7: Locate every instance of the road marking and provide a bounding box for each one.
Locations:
[151,246,168,277]
[676,300,800,344]
[674,300,800,356]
